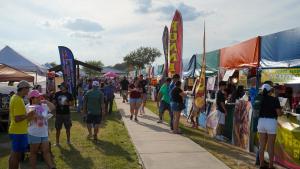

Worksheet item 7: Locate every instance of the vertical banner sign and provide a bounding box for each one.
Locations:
[169,10,183,77]
[194,23,206,110]
[162,26,169,78]
[58,46,76,96]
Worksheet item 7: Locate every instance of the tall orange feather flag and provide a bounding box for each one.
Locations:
[194,22,206,109]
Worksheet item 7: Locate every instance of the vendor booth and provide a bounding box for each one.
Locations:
[219,37,260,148]
[182,50,220,123]
[259,27,300,168]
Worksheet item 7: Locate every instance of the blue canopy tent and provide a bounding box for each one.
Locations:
[260,27,300,68]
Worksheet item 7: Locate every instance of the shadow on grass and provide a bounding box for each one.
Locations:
[57,144,94,169]
[92,140,134,162]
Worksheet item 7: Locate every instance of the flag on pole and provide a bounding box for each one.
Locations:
[194,23,206,109]
[162,26,169,78]
[169,10,183,77]
[58,46,76,96]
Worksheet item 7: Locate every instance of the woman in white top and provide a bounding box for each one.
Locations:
[26,90,56,169]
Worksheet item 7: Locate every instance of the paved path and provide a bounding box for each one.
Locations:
[115,96,230,169]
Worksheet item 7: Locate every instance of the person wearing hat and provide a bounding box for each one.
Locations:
[26,90,56,169]
[257,82,283,169]
[8,80,34,169]
[53,82,74,146]
[83,81,105,141]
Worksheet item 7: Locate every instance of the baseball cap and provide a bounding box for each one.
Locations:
[28,90,42,98]
[261,84,272,92]
[17,80,32,89]
[92,81,100,87]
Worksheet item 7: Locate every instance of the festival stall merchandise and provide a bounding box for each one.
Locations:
[259,27,300,168]
[219,37,260,146]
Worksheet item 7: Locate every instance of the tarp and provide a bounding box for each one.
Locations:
[0,64,34,82]
[0,46,47,75]
[220,37,260,69]
[183,50,219,78]
[260,27,300,68]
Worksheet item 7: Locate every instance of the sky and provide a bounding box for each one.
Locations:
[0,0,300,67]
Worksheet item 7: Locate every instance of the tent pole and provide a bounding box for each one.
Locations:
[35,71,38,85]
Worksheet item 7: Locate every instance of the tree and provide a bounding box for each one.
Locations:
[123,47,161,70]
[49,62,58,67]
[82,60,104,77]
[112,62,128,71]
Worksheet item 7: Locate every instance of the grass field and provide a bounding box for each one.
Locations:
[0,103,141,169]
[146,100,257,169]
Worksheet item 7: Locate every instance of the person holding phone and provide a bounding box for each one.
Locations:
[26,90,56,169]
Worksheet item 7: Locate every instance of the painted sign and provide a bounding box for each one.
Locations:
[261,68,300,84]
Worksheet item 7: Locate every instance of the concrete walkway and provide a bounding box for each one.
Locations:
[115,96,230,169]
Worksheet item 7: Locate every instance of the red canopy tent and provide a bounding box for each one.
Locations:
[220,37,260,69]
[0,64,34,82]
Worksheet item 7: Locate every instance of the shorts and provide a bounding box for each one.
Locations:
[130,98,142,104]
[86,114,102,126]
[142,93,147,102]
[55,114,72,130]
[170,102,185,112]
[257,118,277,134]
[217,110,225,125]
[28,135,48,144]
[9,134,28,152]
[159,101,171,114]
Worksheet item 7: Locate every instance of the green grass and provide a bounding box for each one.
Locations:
[146,100,257,169]
[0,103,141,169]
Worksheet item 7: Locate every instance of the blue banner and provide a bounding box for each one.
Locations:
[58,46,76,96]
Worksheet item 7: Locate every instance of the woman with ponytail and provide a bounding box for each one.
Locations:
[257,83,283,169]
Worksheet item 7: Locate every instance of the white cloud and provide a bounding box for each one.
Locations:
[69,32,102,39]
[41,17,104,32]
[135,0,215,21]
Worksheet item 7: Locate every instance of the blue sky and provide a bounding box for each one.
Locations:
[0,0,299,66]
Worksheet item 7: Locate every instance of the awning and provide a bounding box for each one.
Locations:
[0,64,34,82]
[260,27,300,68]
[220,37,260,69]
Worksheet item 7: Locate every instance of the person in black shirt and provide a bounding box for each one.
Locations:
[139,75,148,115]
[170,81,186,134]
[257,83,283,169]
[120,76,129,103]
[216,81,227,140]
[54,82,74,146]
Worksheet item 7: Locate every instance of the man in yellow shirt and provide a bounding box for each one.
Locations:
[8,80,34,169]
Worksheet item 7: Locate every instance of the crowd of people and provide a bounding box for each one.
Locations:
[6,72,284,169]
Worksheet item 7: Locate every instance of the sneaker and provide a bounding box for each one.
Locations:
[130,115,133,120]
[134,118,138,122]
[54,143,60,147]
[157,120,163,123]
[87,134,92,139]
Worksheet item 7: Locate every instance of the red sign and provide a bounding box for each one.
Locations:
[169,10,183,77]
